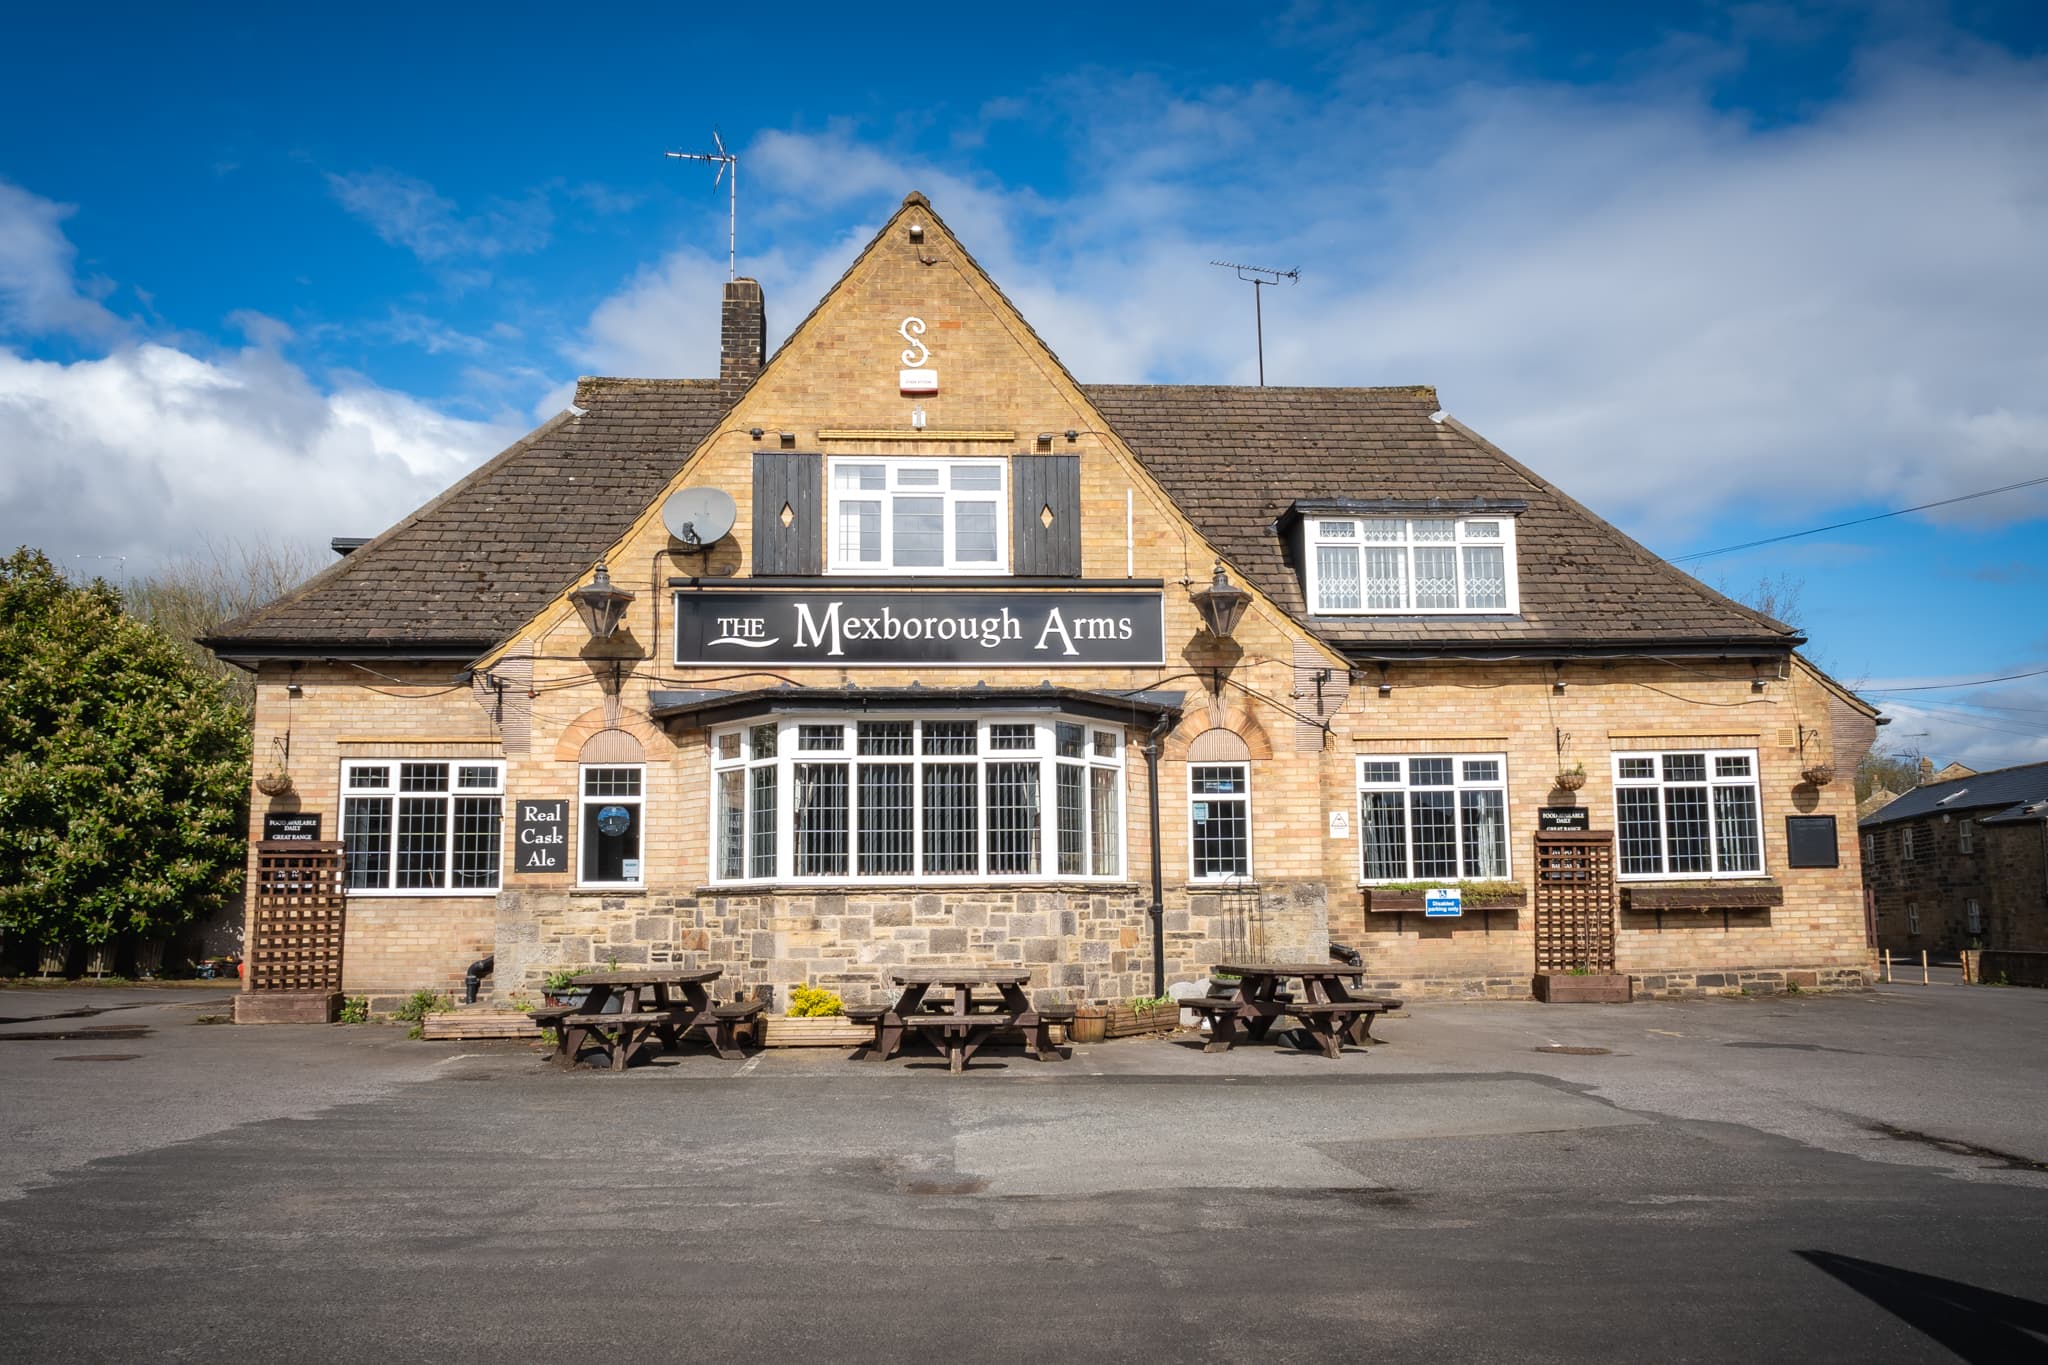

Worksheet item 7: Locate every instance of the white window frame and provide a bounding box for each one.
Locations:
[1958,819,1974,854]
[1907,903,1920,936]
[1965,898,1982,936]
[1355,754,1512,883]
[579,763,646,889]
[1188,762,1252,882]
[1305,515,1519,615]
[708,715,1124,884]
[1612,749,1765,881]
[339,759,504,896]
[826,456,1008,575]
[1903,827,1916,861]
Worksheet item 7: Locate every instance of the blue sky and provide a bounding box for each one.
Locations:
[1,1,2044,767]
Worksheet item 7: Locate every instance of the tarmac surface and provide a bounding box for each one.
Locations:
[1,977,2044,1362]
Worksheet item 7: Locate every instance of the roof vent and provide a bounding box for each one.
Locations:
[1935,788,1969,806]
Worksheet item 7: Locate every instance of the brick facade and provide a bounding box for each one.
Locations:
[232,192,1879,1008]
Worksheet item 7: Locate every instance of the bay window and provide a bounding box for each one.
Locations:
[341,760,503,893]
[827,458,1007,573]
[711,715,1123,881]
[1307,516,1517,614]
[1613,750,1763,879]
[1357,754,1509,882]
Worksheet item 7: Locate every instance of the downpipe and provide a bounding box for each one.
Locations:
[1143,714,1170,999]
[464,954,494,1005]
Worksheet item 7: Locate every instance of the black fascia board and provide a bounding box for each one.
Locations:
[199,638,498,665]
[670,576,1167,590]
[1271,497,1530,535]
[650,685,1185,731]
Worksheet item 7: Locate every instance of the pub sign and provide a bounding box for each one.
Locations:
[262,812,321,842]
[517,800,569,873]
[674,589,1165,667]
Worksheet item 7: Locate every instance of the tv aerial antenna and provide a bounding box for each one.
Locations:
[667,128,739,281]
[1210,260,1299,386]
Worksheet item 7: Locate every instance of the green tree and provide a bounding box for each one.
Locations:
[0,548,250,950]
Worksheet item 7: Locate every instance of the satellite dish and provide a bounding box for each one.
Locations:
[662,487,736,548]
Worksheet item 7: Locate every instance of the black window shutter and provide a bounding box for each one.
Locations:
[752,453,821,575]
[1011,455,1081,576]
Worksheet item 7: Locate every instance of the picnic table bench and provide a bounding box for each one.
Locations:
[537,969,763,1070]
[1183,963,1403,1059]
[858,968,1067,1073]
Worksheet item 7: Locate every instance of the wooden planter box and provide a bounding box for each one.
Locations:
[761,1015,872,1047]
[1366,890,1527,913]
[1103,1001,1181,1038]
[1532,973,1632,1004]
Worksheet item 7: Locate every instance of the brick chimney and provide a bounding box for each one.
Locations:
[720,278,765,403]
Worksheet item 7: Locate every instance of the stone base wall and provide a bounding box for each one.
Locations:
[495,881,1328,1006]
[1630,965,1871,998]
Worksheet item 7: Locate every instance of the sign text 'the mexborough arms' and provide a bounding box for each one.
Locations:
[673,590,1165,667]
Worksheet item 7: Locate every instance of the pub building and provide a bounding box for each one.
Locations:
[207,192,1879,1017]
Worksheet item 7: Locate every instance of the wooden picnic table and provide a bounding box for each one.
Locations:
[1184,962,1403,1059]
[857,967,1065,1074]
[532,969,763,1071]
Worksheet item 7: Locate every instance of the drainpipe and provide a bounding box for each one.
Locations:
[464,954,494,1005]
[1143,713,1170,998]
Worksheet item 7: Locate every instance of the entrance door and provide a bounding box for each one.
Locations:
[1532,831,1617,972]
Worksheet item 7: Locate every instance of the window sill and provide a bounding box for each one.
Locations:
[1361,888,1527,913]
[574,886,647,896]
[1622,880,1783,911]
[697,880,1140,895]
[344,888,501,898]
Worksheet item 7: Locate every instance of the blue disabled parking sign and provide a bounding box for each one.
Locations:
[1424,887,1463,917]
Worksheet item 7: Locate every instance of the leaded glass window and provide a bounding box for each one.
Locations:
[340,760,504,893]
[1612,750,1763,879]
[1307,516,1519,614]
[1356,754,1509,881]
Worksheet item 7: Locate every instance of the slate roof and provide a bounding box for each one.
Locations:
[1858,760,2048,828]
[205,379,729,653]
[1084,385,1797,658]
[207,374,1798,660]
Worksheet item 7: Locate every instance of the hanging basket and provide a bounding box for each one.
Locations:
[255,772,296,798]
[1554,771,1586,792]
[1801,764,1836,788]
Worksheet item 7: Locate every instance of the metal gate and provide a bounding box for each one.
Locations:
[1532,831,1616,973]
[246,841,347,993]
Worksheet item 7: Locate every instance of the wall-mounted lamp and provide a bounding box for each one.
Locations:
[779,431,797,448]
[1751,678,1768,694]
[1551,663,1567,695]
[749,427,763,440]
[285,682,304,698]
[1035,432,1055,449]
[908,222,925,243]
[570,563,635,641]
[1190,561,1251,640]
[1063,429,1078,443]
[1377,663,1394,698]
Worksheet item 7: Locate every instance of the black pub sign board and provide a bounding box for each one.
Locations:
[1785,815,1839,868]
[262,812,321,842]
[1538,806,1591,833]
[673,589,1166,667]
[516,800,569,873]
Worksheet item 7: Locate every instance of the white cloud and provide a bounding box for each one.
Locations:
[326,169,552,264]
[0,181,517,577]
[0,343,517,575]
[579,48,2048,548]
[0,179,125,341]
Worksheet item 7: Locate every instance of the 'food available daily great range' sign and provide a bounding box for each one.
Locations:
[673,590,1165,667]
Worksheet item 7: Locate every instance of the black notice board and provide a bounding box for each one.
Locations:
[516,800,569,873]
[263,812,321,842]
[1786,815,1839,868]
[1538,806,1590,833]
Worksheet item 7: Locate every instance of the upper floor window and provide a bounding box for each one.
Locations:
[1957,819,1974,854]
[341,759,503,894]
[1614,750,1761,879]
[1306,516,1518,615]
[828,457,1006,574]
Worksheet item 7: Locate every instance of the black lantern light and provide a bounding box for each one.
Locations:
[570,563,635,640]
[1190,560,1251,639]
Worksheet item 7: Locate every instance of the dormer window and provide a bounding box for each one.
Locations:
[1306,515,1518,615]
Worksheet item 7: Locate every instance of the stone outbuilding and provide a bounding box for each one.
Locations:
[1860,760,2048,955]
[206,191,1879,1011]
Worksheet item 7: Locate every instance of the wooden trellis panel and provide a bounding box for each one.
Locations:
[1532,831,1617,973]
[247,841,347,993]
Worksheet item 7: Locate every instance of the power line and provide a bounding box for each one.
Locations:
[1668,474,2048,564]
[1863,664,2048,693]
